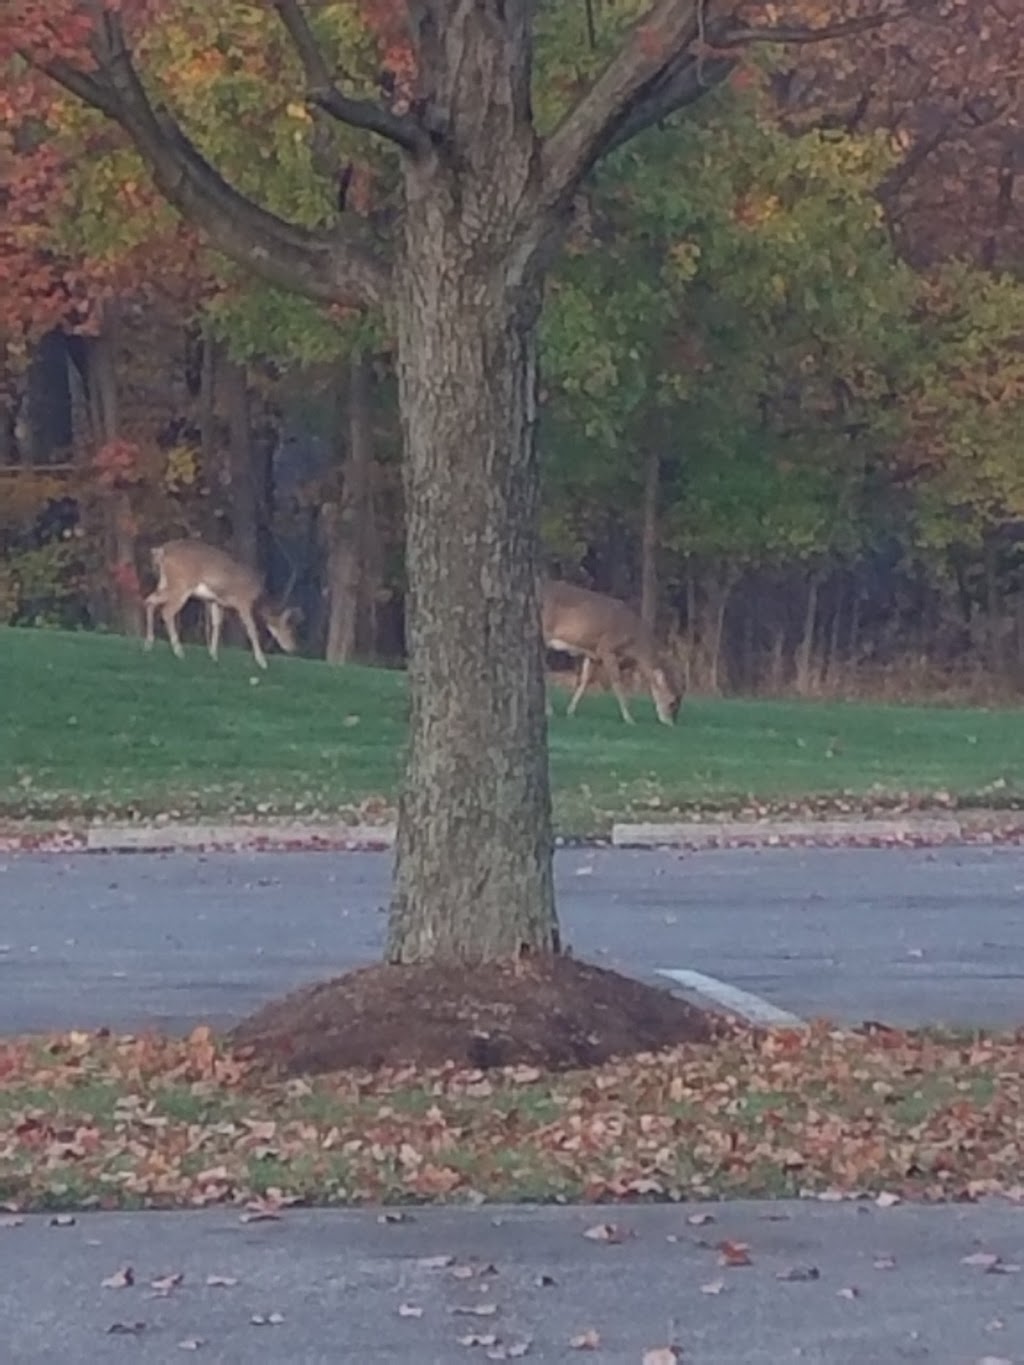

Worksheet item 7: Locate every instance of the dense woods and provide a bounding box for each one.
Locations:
[2,0,1023,709]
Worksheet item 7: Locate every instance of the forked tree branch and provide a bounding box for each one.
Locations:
[541,0,711,209]
[541,0,914,212]
[271,0,426,154]
[38,11,391,311]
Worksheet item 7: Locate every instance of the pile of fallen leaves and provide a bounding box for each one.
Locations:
[2,1022,1023,1213]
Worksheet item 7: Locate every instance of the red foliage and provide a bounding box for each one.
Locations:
[94,438,143,487]
[0,0,99,66]
[1,15,206,354]
[359,0,416,99]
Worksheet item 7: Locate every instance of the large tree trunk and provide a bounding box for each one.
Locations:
[386,153,558,963]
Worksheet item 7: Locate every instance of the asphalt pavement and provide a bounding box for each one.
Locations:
[2,843,1024,1034]
[3,1199,1024,1363]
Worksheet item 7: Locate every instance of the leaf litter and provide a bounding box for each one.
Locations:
[2,1022,1024,1211]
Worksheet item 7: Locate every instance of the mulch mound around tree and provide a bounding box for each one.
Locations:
[230,955,724,1076]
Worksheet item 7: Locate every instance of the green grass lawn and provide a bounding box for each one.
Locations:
[3,625,1024,833]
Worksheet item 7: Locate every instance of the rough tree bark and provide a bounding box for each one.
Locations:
[389,156,556,960]
[31,0,898,964]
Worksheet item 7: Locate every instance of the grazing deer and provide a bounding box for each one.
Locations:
[541,579,682,726]
[143,539,300,670]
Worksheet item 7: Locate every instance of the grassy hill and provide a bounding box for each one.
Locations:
[3,626,1023,833]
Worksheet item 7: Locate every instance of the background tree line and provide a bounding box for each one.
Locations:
[3,0,1023,701]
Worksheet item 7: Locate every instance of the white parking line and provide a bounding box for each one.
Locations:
[656,968,805,1027]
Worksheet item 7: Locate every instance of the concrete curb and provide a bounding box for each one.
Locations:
[2,812,1024,856]
[0,822,398,855]
[610,813,1024,849]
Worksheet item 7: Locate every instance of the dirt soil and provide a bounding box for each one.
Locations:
[230,955,722,1075]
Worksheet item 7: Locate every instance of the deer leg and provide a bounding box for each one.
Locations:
[207,602,224,662]
[159,591,190,660]
[600,651,636,725]
[237,604,269,670]
[142,592,163,651]
[643,664,676,726]
[566,654,597,717]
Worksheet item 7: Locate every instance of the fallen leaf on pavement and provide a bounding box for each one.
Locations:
[397,1303,423,1318]
[378,1211,413,1224]
[874,1192,901,1208]
[642,1350,682,1365]
[450,1304,498,1317]
[250,1312,285,1326]
[534,1273,556,1287]
[569,1329,601,1349]
[873,1256,896,1270]
[48,1215,75,1228]
[583,1222,632,1244]
[458,1332,498,1347]
[837,1286,860,1299]
[417,1254,455,1269]
[101,1266,135,1289]
[717,1240,752,1267]
[177,1340,204,1352]
[776,1265,820,1282]
[687,1212,715,1226]
[0,1216,24,1228]
[962,1252,1001,1268]
[700,1279,726,1295]
[150,1272,184,1294]
[107,1322,146,1335]
[205,1274,237,1287]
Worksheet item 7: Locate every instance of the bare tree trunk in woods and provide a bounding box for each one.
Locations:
[639,449,659,631]
[221,356,260,568]
[826,578,844,689]
[198,323,216,477]
[324,353,373,665]
[984,538,1004,677]
[707,573,734,696]
[88,308,140,636]
[795,571,821,696]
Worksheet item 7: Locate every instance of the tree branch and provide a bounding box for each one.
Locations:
[39,13,390,311]
[271,0,425,154]
[540,0,911,213]
[42,58,122,120]
[714,9,916,47]
[541,0,712,209]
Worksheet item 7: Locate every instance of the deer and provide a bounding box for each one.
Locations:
[142,539,300,670]
[540,579,683,726]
